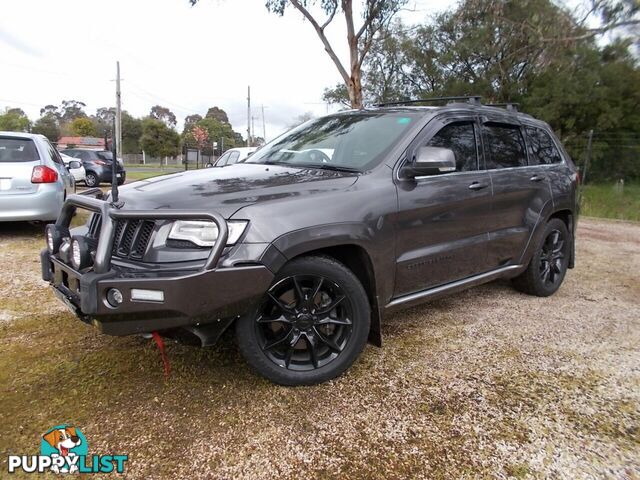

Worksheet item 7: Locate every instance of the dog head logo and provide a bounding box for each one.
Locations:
[42,426,84,457]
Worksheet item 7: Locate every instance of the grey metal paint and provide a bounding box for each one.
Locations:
[42,105,578,345]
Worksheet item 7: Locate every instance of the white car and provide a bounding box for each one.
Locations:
[209,147,258,167]
[60,152,86,183]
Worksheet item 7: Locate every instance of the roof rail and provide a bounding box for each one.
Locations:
[486,103,519,113]
[375,96,482,107]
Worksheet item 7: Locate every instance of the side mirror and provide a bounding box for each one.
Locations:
[68,161,82,170]
[403,146,456,178]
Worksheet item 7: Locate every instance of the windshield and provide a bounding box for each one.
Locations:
[246,112,418,171]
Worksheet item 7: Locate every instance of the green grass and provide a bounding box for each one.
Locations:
[581,183,640,222]
[125,170,174,182]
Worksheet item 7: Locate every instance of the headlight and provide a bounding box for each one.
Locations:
[168,220,248,247]
[45,224,69,254]
[70,236,93,270]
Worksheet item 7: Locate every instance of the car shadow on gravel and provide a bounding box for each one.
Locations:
[0,221,45,238]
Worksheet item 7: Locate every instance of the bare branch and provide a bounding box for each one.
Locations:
[289,0,351,84]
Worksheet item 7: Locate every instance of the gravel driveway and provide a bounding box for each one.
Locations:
[0,217,638,478]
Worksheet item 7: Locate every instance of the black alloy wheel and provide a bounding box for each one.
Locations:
[512,218,570,297]
[539,229,565,287]
[236,255,370,385]
[257,275,353,371]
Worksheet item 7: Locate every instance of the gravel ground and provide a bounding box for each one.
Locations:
[0,217,638,479]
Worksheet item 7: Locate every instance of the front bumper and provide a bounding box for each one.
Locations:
[41,190,273,336]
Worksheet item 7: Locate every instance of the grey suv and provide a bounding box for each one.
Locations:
[61,149,126,187]
[41,97,578,385]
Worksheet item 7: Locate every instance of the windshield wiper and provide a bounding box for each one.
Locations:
[301,163,361,173]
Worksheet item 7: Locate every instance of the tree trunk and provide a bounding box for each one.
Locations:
[348,67,364,109]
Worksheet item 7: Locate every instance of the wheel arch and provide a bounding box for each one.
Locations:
[266,237,384,347]
[548,209,575,268]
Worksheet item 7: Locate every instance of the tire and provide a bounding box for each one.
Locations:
[236,255,370,386]
[84,172,99,187]
[117,178,125,186]
[512,218,571,297]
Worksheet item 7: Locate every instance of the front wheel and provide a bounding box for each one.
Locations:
[512,218,571,297]
[236,255,370,386]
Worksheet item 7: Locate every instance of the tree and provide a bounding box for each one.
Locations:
[188,0,406,109]
[60,100,87,122]
[121,112,144,154]
[32,115,60,142]
[40,105,60,120]
[205,106,229,124]
[0,108,30,132]
[191,125,209,150]
[140,118,181,159]
[69,117,97,137]
[150,105,177,128]
[183,114,203,134]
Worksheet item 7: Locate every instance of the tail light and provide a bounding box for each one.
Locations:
[31,166,58,183]
[576,170,582,185]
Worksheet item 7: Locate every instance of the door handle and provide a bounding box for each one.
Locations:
[468,182,489,191]
[530,174,545,182]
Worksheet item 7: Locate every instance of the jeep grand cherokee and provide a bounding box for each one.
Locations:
[41,97,578,386]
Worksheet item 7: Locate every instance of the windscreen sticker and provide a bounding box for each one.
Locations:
[397,117,412,125]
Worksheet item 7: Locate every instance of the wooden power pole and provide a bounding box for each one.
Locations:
[115,61,122,159]
[247,85,251,147]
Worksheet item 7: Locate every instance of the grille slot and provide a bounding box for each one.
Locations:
[87,213,102,238]
[112,219,156,260]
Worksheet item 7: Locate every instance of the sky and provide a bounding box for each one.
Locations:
[0,0,454,140]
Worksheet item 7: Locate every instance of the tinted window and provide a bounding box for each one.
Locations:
[0,137,40,162]
[526,127,562,165]
[227,151,240,165]
[426,121,478,171]
[247,112,419,171]
[45,141,63,164]
[483,124,527,169]
[97,151,113,161]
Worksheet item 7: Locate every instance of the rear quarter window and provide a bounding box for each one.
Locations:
[0,137,40,162]
[525,127,563,165]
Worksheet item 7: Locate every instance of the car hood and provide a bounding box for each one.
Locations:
[115,163,359,218]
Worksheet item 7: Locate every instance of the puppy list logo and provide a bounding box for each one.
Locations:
[7,424,128,474]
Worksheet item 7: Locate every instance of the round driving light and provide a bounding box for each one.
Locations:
[45,224,69,254]
[69,236,93,270]
[106,288,123,307]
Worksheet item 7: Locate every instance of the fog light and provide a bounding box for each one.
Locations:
[45,224,69,254]
[130,289,164,302]
[70,236,92,270]
[106,288,123,307]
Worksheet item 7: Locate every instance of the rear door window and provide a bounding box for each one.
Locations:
[483,123,527,169]
[426,121,478,172]
[0,137,40,162]
[525,127,563,165]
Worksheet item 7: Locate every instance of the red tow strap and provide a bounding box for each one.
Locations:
[151,331,171,378]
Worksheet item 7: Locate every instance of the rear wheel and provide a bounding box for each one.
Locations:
[236,255,370,386]
[512,218,570,296]
[85,172,99,187]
